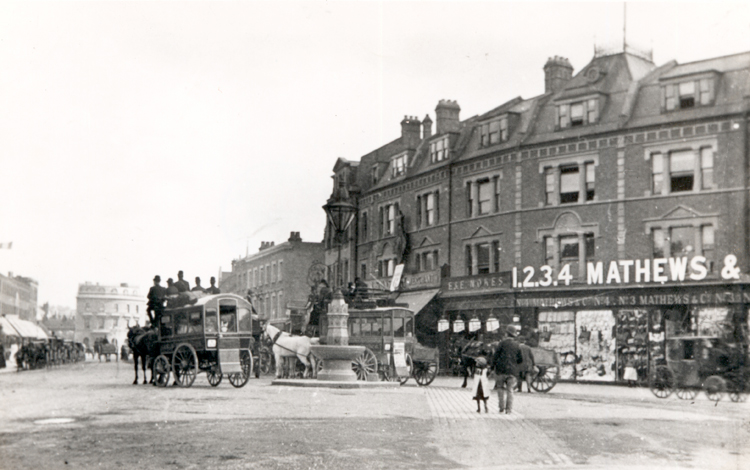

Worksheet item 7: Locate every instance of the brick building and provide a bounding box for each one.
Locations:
[324,46,750,383]
[0,272,38,322]
[222,232,324,331]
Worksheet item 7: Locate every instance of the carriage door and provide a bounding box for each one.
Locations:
[218,298,242,374]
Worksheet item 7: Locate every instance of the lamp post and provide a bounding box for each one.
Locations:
[322,186,357,291]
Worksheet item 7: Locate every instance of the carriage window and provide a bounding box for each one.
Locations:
[683,340,696,360]
[205,309,218,333]
[238,307,253,333]
[383,317,393,336]
[189,312,203,334]
[404,317,414,337]
[360,318,372,335]
[220,312,237,332]
[160,315,173,337]
[175,313,189,335]
[350,318,361,337]
[393,317,405,337]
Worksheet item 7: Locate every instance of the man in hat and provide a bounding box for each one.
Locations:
[146,275,167,326]
[191,277,206,293]
[175,270,190,293]
[206,277,221,294]
[491,323,524,414]
[165,278,179,296]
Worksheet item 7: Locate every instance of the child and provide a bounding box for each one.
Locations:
[623,358,638,387]
[471,356,490,413]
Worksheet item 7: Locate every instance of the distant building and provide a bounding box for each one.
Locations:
[0,272,38,322]
[74,282,147,350]
[221,232,324,331]
[41,305,76,341]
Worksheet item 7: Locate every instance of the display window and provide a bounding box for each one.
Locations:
[574,310,616,381]
[538,310,576,379]
[615,309,648,383]
[648,310,666,369]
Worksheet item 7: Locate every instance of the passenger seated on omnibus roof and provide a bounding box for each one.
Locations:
[220,313,236,333]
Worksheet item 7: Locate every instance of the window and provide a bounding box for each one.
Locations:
[557,98,599,129]
[670,150,694,192]
[585,163,595,201]
[265,264,270,284]
[493,176,501,212]
[492,241,501,272]
[425,192,436,225]
[476,243,490,274]
[392,154,406,177]
[259,267,263,286]
[278,260,283,282]
[545,169,555,205]
[652,153,664,194]
[663,78,715,111]
[560,166,580,204]
[465,245,473,275]
[544,237,555,266]
[479,117,509,147]
[477,180,492,215]
[253,268,257,287]
[371,165,378,185]
[361,212,368,242]
[419,251,438,272]
[361,263,367,279]
[584,233,595,259]
[652,225,714,268]
[701,147,714,189]
[378,259,395,278]
[417,191,439,228]
[560,236,579,261]
[702,225,715,266]
[381,203,398,236]
[466,182,473,217]
[430,136,449,163]
[272,262,277,283]
[115,304,119,313]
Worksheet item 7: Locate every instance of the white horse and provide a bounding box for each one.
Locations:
[262,323,316,379]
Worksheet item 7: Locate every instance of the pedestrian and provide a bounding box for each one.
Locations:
[191,277,206,293]
[175,270,190,292]
[623,358,638,387]
[206,276,221,294]
[471,356,490,413]
[146,275,167,326]
[492,324,524,414]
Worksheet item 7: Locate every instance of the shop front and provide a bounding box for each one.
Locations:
[439,272,749,384]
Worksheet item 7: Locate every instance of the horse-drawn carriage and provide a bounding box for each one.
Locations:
[316,305,440,386]
[149,293,259,388]
[649,335,749,402]
[93,338,118,362]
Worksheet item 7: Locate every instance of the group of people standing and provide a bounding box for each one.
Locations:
[146,270,221,325]
[472,323,525,414]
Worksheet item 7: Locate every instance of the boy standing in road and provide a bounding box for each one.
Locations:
[492,324,524,414]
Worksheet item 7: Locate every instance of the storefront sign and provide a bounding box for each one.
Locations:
[401,270,440,289]
[511,255,742,289]
[390,264,405,292]
[445,272,512,294]
[515,290,750,308]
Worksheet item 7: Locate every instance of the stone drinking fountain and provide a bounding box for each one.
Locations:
[309,290,363,382]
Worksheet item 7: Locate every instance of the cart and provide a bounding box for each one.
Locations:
[527,346,561,393]
[649,335,749,402]
[317,306,439,386]
[152,293,258,388]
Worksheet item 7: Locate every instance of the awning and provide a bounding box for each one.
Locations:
[0,316,21,337]
[4,315,48,339]
[395,289,440,315]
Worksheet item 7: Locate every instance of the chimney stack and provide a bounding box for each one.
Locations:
[400,115,421,148]
[422,114,433,140]
[543,56,573,94]
[435,100,461,135]
[288,231,302,242]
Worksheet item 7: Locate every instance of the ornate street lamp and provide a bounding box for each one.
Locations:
[323,185,357,290]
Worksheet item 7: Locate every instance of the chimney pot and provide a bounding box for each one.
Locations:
[435,100,461,135]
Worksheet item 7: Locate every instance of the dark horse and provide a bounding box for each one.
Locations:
[127,326,159,385]
[459,339,536,392]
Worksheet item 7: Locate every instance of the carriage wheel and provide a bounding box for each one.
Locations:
[729,392,747,403]
[259,348,273,375]
[206,366,222,387]
[352,348,377,381]
[413,359,438,387]
[649,366,675,399]
[398,354,413,385]
[530,365,560,393]
[153,355,171,388]
[228,350,252,388]
[704,376,726,402]
[172,344,198,388]
[675,388,698,400]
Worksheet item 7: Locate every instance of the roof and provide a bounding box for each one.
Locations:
[660,50,750,79]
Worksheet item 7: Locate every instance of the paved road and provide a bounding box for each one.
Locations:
[0,361,748,469]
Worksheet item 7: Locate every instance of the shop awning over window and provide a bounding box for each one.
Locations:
[0,316,21,337]
[3,315,48,339]
[395,289,440,315]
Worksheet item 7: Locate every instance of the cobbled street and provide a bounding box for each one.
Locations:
[0,361,748,470]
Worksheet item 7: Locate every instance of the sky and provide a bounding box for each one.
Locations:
[1,1,750,308]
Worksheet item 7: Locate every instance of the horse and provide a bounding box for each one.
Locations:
[127,326,159,385]
[457,339,493,388]
[262,323,316,379]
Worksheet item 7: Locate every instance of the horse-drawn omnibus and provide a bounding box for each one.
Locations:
[317,305,440,386]
[151,293,259,388]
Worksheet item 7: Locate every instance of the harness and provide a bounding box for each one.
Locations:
[267,329,306,356]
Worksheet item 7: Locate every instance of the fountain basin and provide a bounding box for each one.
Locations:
[310,345,364,382]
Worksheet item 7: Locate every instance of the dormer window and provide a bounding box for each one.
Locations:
[430,136,449,163]
[391,154,406,177]
[556,97,600,129]
[479,117,509,147]
[662,75,716,112]
[371,165,378,185]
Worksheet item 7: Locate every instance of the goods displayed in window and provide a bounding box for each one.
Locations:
[574,310,616,381]
[538,311,576,380]
[616,310,648,383]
